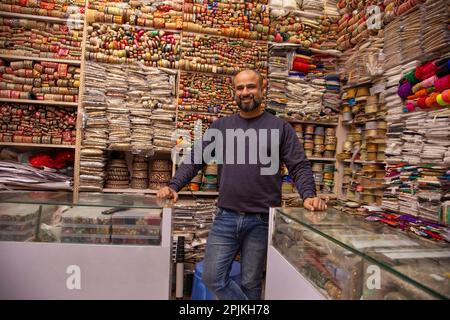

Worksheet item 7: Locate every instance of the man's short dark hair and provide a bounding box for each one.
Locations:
[233,69,264,88]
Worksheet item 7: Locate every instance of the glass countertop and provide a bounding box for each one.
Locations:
[276,207,450,300]
[0,191,169,209]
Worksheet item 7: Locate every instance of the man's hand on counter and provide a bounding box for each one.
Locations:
[303,197,327,211]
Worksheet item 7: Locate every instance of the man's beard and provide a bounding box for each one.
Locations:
[235,96,262,112]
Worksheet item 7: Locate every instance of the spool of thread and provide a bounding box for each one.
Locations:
[356,86,369,97]
[367,144,378,152]
[367,152,377,161]
[325,127,335,136]
[312,162,324,172]
[314,126,325,136]
[365,121,378,130]
[343,112,352,121]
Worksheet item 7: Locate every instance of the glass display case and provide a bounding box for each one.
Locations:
[265,207,450,300]
[0,191,173,299]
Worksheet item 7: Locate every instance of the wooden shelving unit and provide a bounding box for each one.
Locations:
[0,54,81,66]
[0,99,78,107]
[0,11,84,24]
[0,143,75,149]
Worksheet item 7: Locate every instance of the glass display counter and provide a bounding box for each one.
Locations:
[0,191,173,299]
[265,207,450,300]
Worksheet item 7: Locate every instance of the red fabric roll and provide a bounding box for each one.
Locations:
[292,61,311,73]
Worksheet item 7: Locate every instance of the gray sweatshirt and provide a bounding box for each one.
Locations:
[169,111,316,214]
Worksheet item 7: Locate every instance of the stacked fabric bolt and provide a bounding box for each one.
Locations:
[147,67,178,153]
[178,73,236,115]
[105,65,130,151]
[184,0,269,40]
[422,0,449,55]
[79,62,108,191]
[201,163,218,192]
[0,18,83,60]
[87,0,183,30]
[420,110,450,164]
[105,158,129,189]
[0,103,76,145]
[127,65,154,155]
[381,163,404,212]
[149,159,172,190]
[0,59,79,102]
[172,199,216,264]
[0,0,86,19]
[400,7,422,63]
[180,32,268,75]
[86,24,181,69]
[130,155,148,189]
[385,66,405,163]
[383,18,402,70]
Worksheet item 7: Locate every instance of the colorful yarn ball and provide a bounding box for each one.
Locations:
[442,89,450,103]
[425,92,439,108]
[397,81,412,100]
[436,94,449,106]
[417,96,427,108]
[404,102,415,112]
[435,75,450,92]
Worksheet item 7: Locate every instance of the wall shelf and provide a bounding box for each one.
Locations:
[0,54,81,66]
[0,143,75,149]
[0,11,84,24]
[0,99,78,107]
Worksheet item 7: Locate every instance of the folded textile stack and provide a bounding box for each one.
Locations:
[0,160,72,190]
[148,68,178,153]
[383,18,402,70]
[422,0,449,55]
[420,110,450,164]
[127,65,154,155]
[385,66,405,163]
[172,199,216,264]
[80,62,108,191]
[106,66,130,151]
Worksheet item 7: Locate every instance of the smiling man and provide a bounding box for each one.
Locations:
[157,69,327,300]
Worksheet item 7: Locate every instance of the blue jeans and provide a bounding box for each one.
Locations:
[202,208,269,300]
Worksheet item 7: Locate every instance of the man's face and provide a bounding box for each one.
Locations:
[233,71,263,112]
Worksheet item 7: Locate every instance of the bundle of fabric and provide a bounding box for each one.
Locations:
[106,65,131,151]
[172,199,216,264]
[383,19,403,69]
[0,160,72,190]
[80,62,109,191]
[127,65,154,155]
[422,0,449,55]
